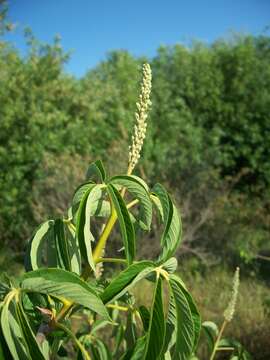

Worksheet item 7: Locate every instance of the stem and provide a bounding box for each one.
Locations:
[92,209,117,262]
[106,304,129,312]
[82,198,138,280]
[209,320,228,360]
[56,322,91,360]
[55,301,73,322]
[95,257,127,265]
[63,219,76,232]
[127,199,139,209]
[50,338,61,359]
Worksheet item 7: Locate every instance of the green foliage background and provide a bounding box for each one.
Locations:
[1,29,270,268]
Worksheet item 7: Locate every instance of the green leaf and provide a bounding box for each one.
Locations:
[162,257,178,274]
[169,275,201,352]
[143,277,165,360]
[76,184,104,273]
[152,184,182,262]
[21,268,109,319]
[93,339,112,360]
[1,291,29,360]
[107,184,135,265]
[125,311,137,349]
[90,319,112,335]
[57,322,91,360]
[65,222,81,275]
[130,336,147,360]
[202,321,219,352]
[25,219,81,274]
[179,287,201,352]
[162,294,177,354]
[110,175,152,230]
[72,182,95,208]
[16,295,46,360]
[218,338,252,360]
[112,324,124,358]
[0,282,10,302]
[121,337,147,360]
[86,160,106,183]
[168,276,195,360]
[0,304,13,360]
[138,306,150,332]
[25,220,57,271]
[101,261,155,304]
[54,218,72,271]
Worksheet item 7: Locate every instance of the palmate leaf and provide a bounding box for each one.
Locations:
[101,261,155,304]
[143,276,165,360]
[107,184,135,265]
[109,175,152,231]
[21,268,109,320]
[152,184,182,262]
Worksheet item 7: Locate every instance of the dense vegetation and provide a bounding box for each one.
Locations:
[1,29,270,266]
[0,4,269,358]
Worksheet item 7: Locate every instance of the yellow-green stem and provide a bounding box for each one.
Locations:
[92,208,117,262]
[56,322,91,360]
[209,320,228,360]
[106,304,129,312]
[95,257,127,265]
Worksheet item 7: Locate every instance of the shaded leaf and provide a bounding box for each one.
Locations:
[107,184,135,265]
[76,184,104,272]
[16,295,46,359]
[138,306,150,332]
[54,218,71,271]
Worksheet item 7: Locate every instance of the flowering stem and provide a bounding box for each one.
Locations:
[209,320,228,360]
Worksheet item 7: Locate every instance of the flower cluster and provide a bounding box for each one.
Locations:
[128,63,152,174]
[223,267,240,322]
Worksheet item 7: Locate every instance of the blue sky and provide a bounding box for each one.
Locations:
[3,0,270,77]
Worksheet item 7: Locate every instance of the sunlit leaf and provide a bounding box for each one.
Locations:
[21,268,109,319]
